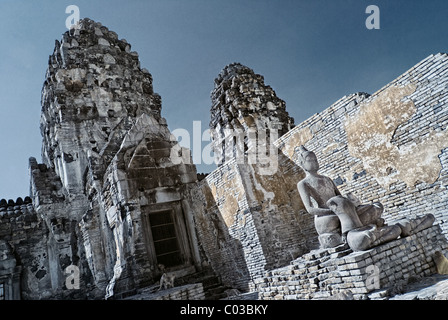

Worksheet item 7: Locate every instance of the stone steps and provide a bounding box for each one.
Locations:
[165,269,232,300]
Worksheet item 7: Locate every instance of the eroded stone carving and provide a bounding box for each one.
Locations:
[297,145,435,251]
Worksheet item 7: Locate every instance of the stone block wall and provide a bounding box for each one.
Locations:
[190,159,255,291]
[190,154,316,291]
[3,15,448,301]
[193,53,448,294]
[256,224,448,300]
[274,53,448,236]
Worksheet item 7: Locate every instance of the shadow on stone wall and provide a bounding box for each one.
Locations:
[191,148,318,292]
[242,150,319,271]
[191,178,252,292]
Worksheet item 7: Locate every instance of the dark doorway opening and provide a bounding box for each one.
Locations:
[148,210,182,268]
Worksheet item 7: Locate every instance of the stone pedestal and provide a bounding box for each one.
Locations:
[256,224,448,300]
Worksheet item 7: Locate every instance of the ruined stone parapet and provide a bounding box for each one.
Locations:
[0,196,40,244]
[0,197,33,216]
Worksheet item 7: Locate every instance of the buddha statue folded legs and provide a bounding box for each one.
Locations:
[297,145,436,252]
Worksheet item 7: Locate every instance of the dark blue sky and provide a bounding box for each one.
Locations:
[0,0,447,199]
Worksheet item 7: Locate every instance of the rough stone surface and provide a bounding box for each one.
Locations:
[256,225,448,300]
[190,157,317,291]
[274,53,448,237]
[0,239,21,300]
[209,63,295,165]
[1,18,448,300]
[2,18,202,300]
[125,283,205,300]
[388,274,448,300]
[191,65,315,291]
[0,197,52,299]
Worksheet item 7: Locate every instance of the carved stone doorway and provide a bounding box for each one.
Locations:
[142,202,193,271]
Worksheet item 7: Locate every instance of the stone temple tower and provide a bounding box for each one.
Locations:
[40,18,161,198]
[209,63,295,165]
[188,63,314,291]
[28,18,200,299]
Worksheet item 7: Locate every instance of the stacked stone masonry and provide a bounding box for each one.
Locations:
[1,17,448,300]
[191,156,317,292]
[274,53,448,235]
[191,63,317,291]
[198,52,448,298]
[256,225,448,300]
